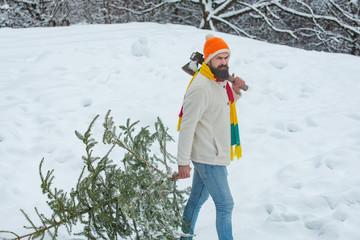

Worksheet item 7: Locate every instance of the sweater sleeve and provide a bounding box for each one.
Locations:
[232,87,242,102]
[177,86,210,166]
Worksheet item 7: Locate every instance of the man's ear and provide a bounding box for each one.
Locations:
[207,59,212,68]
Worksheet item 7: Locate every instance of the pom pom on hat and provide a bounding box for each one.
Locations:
[203,34,231,64]
[206,33,215,40]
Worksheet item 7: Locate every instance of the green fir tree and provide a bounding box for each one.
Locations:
[1,110,189,240]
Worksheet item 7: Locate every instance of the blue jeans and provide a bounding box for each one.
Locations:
[180,162,234,240]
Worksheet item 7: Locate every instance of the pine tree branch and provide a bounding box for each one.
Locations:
[21,209,39,231]
[0,231,20,239]
[10,196,119,240]
[34,207,55,239]
[113,135,167,178]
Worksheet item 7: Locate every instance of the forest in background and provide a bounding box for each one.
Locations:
[1,0,359,56]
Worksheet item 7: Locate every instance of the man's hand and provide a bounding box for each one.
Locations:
[231,74,245,94]
[178,165,191,179]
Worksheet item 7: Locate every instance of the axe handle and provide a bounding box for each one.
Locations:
[228,76,249,91]
[182,63,249,91]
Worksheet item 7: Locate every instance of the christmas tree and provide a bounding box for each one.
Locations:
[1,110,189,240]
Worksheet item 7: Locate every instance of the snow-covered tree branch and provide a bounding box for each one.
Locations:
[1,0,359,55]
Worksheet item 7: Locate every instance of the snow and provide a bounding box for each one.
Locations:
[1,22,360,239]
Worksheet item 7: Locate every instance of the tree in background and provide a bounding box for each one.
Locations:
[113,0,360,55]
[171,0,359,56]
[0,0,75,27]
[0,0,359,54]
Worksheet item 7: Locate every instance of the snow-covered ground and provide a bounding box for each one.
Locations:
[1,22,360,240]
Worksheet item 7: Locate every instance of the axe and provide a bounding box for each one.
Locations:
[182,52,249,91]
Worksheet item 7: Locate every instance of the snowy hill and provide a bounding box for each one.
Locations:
[1,22,360,240]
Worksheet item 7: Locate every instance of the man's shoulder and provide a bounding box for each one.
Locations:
[183,74,212,101]
[190,72,213,88]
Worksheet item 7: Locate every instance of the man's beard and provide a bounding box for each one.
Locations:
[210,64,229,80]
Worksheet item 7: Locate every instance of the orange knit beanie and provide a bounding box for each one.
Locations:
[203,34,231,64]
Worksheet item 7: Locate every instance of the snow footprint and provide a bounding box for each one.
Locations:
[250,127,267,134]
[347,113,360,122]
[5,95,17,101]
[82,98,93,108]
[273,121,303,135]
[286,123,303,133]
[299,84,315,99]
[24,50,50,62]
[346,130,360,145]
[304,219,324,232]
[332,208,348,222]
[265,203,300,222]
[269,132,289,139]
[305,117,318,127]
[269,60,288,70]
[275,92,289,101]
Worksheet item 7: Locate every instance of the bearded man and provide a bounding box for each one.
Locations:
[177,34,246,240]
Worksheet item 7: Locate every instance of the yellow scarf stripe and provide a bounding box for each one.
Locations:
[177,116,182,131]
[229,102,237,124]
[232,145,242,160]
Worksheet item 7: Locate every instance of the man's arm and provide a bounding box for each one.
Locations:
[231,74,246,99]
[177,86,210,166]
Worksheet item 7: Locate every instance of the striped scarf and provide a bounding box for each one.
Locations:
[178,62,242,161]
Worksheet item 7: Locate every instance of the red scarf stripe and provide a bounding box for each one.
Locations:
[226,83,235,103]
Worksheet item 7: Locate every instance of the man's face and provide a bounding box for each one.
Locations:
[209,52,230,80]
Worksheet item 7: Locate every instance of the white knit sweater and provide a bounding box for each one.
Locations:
[177,72,241,166]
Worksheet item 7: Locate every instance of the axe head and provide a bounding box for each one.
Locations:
[182,52,204,76]
[182,61,198,76]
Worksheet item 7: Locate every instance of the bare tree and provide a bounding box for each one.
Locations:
[108,0,358,54]
[178,0,359,55]
[1,0,359,55]
[1,0,75,27]
[272,0,360,55]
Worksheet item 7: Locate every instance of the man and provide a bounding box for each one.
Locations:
[177,34,246,240]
